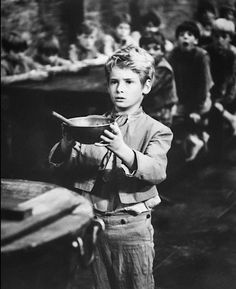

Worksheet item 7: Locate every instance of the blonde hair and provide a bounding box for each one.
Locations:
[105,45,155,85]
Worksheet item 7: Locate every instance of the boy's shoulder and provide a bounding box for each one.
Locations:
[170,46,208,58]
[156,58,173,72]
[142,111,172,133]
[193,46,209,57]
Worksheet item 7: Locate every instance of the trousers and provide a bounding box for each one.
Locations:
[92,211,155,289]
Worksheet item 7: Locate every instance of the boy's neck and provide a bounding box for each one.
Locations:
[112,106,143,116]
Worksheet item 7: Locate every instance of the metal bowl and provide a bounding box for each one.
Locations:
[63,115,114,144]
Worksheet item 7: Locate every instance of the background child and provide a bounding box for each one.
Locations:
[194,1,217,47]
[1,31,48,84]
[168,21,213,161]
[49,45,173,289]
[69,20,108,66]
[34,33,71,66]
[204,18,236,154]
[140,31,178,126]
[103,13,138,56]
[33,33,76,74]
[205,18,236,105]
[132,9,174,54]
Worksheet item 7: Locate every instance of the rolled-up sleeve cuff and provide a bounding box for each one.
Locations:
[49,142,80,167]
[49,143,64,167]
[121,164,137,177]
[121,149,137,177]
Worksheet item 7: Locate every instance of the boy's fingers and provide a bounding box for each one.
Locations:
[110,122,120,134]
[103,129,115,138]
[100,135,112,143]
[95,142,108,147]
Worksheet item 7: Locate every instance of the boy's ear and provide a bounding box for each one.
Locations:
[142,79,152,95]
[194,38,198,45]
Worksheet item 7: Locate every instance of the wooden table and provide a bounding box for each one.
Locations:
[1,179,95,289]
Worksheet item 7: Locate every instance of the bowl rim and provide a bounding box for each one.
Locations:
[66,115,114,128]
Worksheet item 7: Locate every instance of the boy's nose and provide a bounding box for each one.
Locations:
[116,82,124,92]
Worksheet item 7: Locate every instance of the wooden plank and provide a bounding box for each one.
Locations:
[1,188,82,246]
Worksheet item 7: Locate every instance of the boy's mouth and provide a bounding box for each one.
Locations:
[182,42,189,47]
[115,97,126,102]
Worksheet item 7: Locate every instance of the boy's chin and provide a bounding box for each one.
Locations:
[180,45,194,52]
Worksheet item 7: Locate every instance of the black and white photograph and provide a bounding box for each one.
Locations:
[1,0,236,288]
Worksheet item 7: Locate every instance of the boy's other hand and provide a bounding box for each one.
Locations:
[96,122,124,152]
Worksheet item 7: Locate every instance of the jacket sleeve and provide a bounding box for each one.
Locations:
[49,142,81,171]
[131,125,173,185]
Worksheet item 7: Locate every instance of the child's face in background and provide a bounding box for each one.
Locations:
[142,43,164,63]
[224,10,235,22]
[177,31,198,51]
[213,31,231,50]
[48,54,59,64]
[201,10,216,25]
[144,22,159,35]
[77,31,97,51]
[115,23,131,41]
[108,66,151,113]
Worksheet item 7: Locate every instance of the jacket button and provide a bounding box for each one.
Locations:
[121,219,126,224]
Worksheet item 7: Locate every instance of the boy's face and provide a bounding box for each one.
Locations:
[202,11,215,25]
[177,30,198,51]
[77,31,97,51]
[144,22,159,35]
[108,66,151,113]
[213,31,231,50]
[115,23,131,40]
[142,43,164,62]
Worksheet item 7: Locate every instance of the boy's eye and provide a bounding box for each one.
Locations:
[125,80,133,84]
[110,79,118,84]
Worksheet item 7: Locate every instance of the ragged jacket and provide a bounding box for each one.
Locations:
[49,108,173,204]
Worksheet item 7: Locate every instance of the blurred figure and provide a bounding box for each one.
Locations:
[194,1,217,46]
[214,102,236,136]
[219,3,236,46]
[1,31,48,84]
[132,9,174,54]
[219,3,236,22]
[69,20,108,66]
[169,21,213,161]
[34,33,77,74]
[205,18,236,150]
[103,13,138,56]
[140,31,178,126]
[205,18,236,104]
[34,34,71,66]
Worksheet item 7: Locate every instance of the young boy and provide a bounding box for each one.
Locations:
[132,9,174,54]
[49,45,173,289]
[140,31,178,126]
[205,18,236,104]
[69,20,108,66]
[34,33,71,67]
[168,21,213,161]
[1,31,48,84]
[204,18,236,152]
[104,13,138,56]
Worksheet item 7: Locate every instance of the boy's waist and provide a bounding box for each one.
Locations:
[94,202,149,216]
[94,210,152,226]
